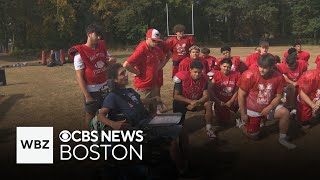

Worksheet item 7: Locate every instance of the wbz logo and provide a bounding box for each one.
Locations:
[20,139,50,149]
[16,127,53,164]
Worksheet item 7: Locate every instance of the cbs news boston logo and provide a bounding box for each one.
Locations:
[16,127,143,164]
[16,127,53,164]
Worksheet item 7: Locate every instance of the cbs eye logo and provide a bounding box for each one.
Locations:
[59,130,71,142]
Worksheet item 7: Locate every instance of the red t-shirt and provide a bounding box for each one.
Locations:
[210,70,241,102]
[276,60,308,82]
[214,56,241,72]
[201,55,216,70]
[283,50,310,63]
[166,35,195,61]
[244,53,275,70]
[238,68,285,113]
[315,55,320,69]
[244,52,260,70]
[175,71,209,100]
[127,41,163,90]
[178,57,209,74]
[70,40,107,85]
[298,69,320,104]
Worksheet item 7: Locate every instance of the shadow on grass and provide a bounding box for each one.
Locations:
[0,94,31,121]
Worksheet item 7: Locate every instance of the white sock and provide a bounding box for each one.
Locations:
[279,133,286,139]
[206,124,212,131]
[279,133,296,149]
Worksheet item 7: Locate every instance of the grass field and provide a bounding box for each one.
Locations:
[1,46,320,179]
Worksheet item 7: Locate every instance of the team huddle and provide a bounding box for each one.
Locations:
[70,23,320,155]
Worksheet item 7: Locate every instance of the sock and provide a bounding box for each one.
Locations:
[279,133,286,139]
[278,133,296,149]
[206,124,212,131]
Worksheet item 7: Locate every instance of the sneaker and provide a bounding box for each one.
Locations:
[301,121,311,130]
[235,118,244,128]
[278,137,296,150]
[290,109,297,115]
[302,124,311,130]
[206,128,217,140]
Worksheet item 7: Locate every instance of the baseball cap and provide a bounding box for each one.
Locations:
[146,29,163,42]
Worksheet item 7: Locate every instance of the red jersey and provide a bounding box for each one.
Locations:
[70,40,107,85]
[315,55,320,69]
[178,57,209,74]
[166,35,195,61]
[298,69,320,104]
[214,56,241,72]
[210,70,241,102]
[276,60,308,82]
[174,71,209,100]
[127,41,163,90]
[201,55,216,70]
[283,50,310,63]
[244,52,260,70]
[238,68,285,113]
[244,53,275,70]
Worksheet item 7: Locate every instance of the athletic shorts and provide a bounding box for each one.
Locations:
[245,104,283,134]
[297,101,313,123]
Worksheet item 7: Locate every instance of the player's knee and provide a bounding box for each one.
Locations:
[277,107,290,118]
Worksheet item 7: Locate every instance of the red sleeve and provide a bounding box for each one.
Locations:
[238,70,255,92]
[315,55,320,64]
[201,58,210,74]
[244,55,252,67]
[165,38,174,52]
[212,70,221,82]
[235,72,241,85]
[298,70,317,94]
[301,61,308,72]
[127,47,144,66]
[214,58,222,70]
[281,57,286,64]
[276,63,286,74]
[175,71,186,81]
[202,73,209,81]
[284,51,288,59]
[188,36,195,45]
[233,56,241,67]
[178,59,189,72]
[305,52,310,61]
[68,45,81,56]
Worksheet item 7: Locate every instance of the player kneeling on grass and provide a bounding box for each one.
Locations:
[296,69,320,129]
[98,63,190,176]
[207,58,241,135]
[276,53,307,112]
[173,60,215,139]
[237,54,296,150]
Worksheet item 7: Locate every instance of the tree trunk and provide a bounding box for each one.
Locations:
[4,31,8,54]
[314,30,318,45]
[11,32,15,52]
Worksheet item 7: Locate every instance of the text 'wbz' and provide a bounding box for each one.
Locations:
[59,130,144,161]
